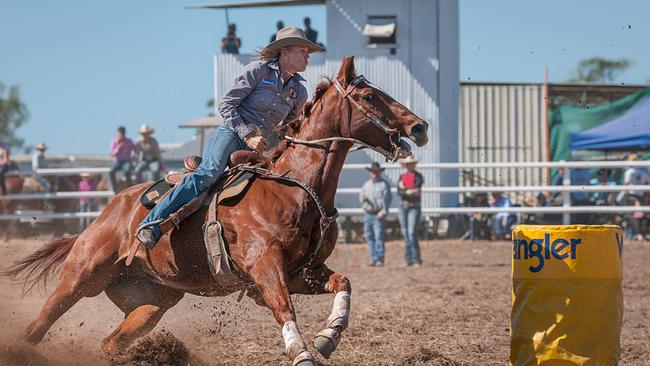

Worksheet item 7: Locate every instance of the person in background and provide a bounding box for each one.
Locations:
[621,153,650,202]
[303,17,318,43]
[0,141,10,195]
[31,143,52,192]
[360,162,392,267]
[221,23,241,54]
[109,126,136,191]
[78,172,96,229]
[397,156,423,267]
[490,191,516,240]
[270,21,284,42]
[134,124,164,182]
[590,168,616,206]
[468,192,491,240]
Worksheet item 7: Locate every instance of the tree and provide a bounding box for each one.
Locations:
[569,57,631,83]
[206,98,215,117]
[0,82,29,151]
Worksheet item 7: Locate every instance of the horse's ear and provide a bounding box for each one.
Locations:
[337,56,356,87]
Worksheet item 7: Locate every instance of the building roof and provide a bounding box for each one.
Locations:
[178,116,223,129]
[186,0,324,10]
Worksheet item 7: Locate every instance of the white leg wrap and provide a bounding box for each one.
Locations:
[326,291,351,331]
[282,321,308,360]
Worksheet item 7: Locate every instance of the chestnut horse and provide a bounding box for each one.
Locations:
[4,56,429,365]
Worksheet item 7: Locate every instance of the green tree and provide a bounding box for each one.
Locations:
[206,98,215,117]
[0,82,29,151]
[569,57,631,83]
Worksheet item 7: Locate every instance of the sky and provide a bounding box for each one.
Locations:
[1,0,649,155]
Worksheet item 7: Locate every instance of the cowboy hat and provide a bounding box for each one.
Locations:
[263,27,325,54]
[398,156,419,165]
[365,162,385,172]
[138,123,155,134]
[36,143,47,151]
[80,172,91,178]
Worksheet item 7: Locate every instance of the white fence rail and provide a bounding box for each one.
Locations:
[1,161,649,223]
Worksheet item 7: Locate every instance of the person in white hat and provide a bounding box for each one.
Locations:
[137,27,324,247]
[31,143,52,193]
[397,156,423,267]
[134,123,164,182]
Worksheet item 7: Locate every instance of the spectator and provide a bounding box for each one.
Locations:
[221,23,241,54]
[397,156,423,267]
[550,164,567,204]
[620,153,650,202]
[78,173,97,228]
[0,141,10,195]
[270,21,284,42]
[468,192,490,240]
[109,126,136,191]
[491,192,516,240]
[31,143,52,192]
[134,124,165,182]
[303,17,318,43]
[590,168,616,205]
[360,162,392,267]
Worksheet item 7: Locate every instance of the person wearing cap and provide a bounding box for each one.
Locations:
[109,126,136,191]
[31,143,52,193]
[0,141,10,195]
[221,23,241,54]
[490,191,516,240]
[136,27,324,248]
[134,124,164,182]
[397,156,423,267]
[360,162,392,267]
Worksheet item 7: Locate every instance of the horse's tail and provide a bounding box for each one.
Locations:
[1,235,78,294]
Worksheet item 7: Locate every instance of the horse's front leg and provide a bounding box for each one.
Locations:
[248,247,317,366]
[288,264,351,359]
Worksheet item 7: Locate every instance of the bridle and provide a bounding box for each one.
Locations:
[283,75,409,162]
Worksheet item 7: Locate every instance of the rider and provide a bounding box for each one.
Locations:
[134,123,164,182]
[0,141,9,195]
[136,27,324,247]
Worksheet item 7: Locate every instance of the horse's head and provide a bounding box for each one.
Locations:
[333,56,429,161]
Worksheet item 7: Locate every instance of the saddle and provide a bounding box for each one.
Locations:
[128,150,270,280]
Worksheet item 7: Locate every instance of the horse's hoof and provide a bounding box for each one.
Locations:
[314,328,340,359]
[293,351,318,366]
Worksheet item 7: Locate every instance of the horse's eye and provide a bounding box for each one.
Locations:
[363,94,373,102]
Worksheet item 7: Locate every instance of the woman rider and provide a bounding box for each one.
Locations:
[137,27,324,247]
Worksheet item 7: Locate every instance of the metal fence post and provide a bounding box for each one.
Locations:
[562,168,571,224]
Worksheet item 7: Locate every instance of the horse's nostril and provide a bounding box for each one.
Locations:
[411,124,424,136]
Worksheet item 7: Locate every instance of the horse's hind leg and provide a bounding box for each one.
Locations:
[23,251,116,344]
[102,277,184,355]
[248,248,317,366]
[288,264,351,359]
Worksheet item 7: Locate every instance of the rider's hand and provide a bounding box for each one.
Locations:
[244,136,269,152]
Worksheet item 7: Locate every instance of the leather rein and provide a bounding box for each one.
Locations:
[283,75,408,162]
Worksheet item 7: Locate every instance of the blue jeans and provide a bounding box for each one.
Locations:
[398,206,422,265]
[109,161,133,190]
[140,123,247,235]
[364,213,386,264]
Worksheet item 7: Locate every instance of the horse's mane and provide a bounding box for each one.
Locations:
[270,79,333,162]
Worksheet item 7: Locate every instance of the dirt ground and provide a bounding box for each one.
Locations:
[0,237,648,365]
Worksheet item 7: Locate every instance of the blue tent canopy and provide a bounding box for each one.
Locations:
[571,95,650,151]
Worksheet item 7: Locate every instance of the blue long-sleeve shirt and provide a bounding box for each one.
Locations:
[218,59,308,142]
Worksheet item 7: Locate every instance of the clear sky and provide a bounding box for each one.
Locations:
[2,0,649,155]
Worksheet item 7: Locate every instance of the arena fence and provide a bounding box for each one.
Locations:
[1,161,649,225]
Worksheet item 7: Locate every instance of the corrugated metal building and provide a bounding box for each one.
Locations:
[209,0,460,210]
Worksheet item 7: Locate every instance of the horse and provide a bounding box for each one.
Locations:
[3,56,429,365]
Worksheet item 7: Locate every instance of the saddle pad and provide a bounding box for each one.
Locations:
[140,179,172,210]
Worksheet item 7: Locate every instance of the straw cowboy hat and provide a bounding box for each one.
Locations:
[399,156,419,165]
[36,143,47,151]
[365,162,385,172]
[263,27,325,54]
[138,123,155,134]
[80,172,91,178]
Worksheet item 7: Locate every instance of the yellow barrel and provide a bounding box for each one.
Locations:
[510,225,623,366]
